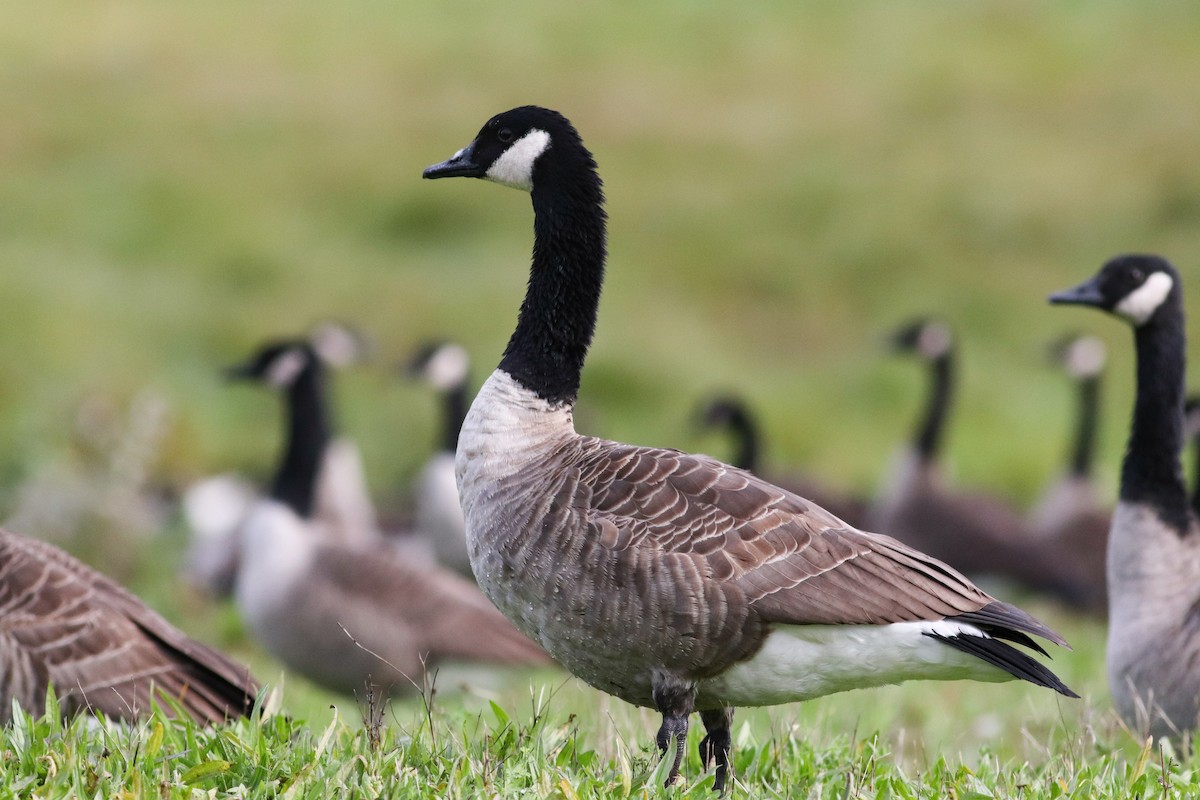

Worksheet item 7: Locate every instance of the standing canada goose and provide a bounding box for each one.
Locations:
[1187,396,1200,518]
[696,395,868,528]
[424,105,1075,791]
[1051,255,1199,739]
[229,340,550,697]
[868,318,1092,606]
[1027,334,1111,611]
[405,341,471,575]
[184,330,378,596]
[0,528,259,723]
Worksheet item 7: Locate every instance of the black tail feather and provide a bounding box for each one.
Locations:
[925,631,1079,698]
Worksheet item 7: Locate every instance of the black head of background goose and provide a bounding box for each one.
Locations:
[1050,254,1196,739]
[426,106,1075,791]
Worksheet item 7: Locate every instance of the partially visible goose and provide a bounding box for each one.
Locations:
[0,528,259,723]
[1051,255,1198,739]
[405,341,471,575]
[1027,334,1111,611]
[867,318,1092,606]
[1188,396,1200,518]
[696,395,868,528]
[230,341,551,697]
[424,105,1075,792]
[183,331,378,596]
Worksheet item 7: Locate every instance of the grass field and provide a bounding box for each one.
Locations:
[4,1,1200,796]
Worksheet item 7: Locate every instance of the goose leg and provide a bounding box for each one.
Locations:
[699,707,734,793]
[652,675,695,787]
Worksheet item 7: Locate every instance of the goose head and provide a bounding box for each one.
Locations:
[1049,333,1107,379]
[309,321,372,369]
[888,317,954,362]
[423,106,593,194]
[1049,254,1181,327]
[225,340,320,391]
[696,396,751,432]
[406,340,470,392]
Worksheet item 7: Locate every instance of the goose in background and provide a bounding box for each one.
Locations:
[867,318,1093,606]
[1026,333,1111,611]
[1051,254,1198,739]
[0,528,259,723]
[696,395,868,528]
[1188,396,1200,518]
[405,341,471,575]
[228,340,551,698]
[424,105,1074,792]
[183,328,378,597]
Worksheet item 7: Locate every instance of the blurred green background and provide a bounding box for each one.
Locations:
[3,0,1199,736]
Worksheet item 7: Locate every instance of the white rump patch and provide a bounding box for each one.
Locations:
[265,347,307,388]
[423,343,470,391]
[1115,271,1173,326]
[486,129,551,191]
[1063,335,1106,378]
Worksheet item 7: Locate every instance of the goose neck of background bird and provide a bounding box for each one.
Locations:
[1070,374,1100,478]
[914,351,954,461]
[440,381,468,452]
[269,364,331,518]
[497,174,607,406]
[726,407,761,472]
[1122,301,1190,532]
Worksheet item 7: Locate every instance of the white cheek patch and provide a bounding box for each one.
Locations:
[266,348,307,388]
[917,322,952,359]
[1064,336,1107,378]
[485,129,551,191]
[1116,272,1174,325]
[425,343,470,391]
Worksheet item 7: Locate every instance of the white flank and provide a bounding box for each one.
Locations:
[265,347,307,388]
[424,343,470,391]
[1115,271,1173,325]
[486,129,551,191]
[417,451,469,570]
[234,500,317,627]
[698,621,1010,708]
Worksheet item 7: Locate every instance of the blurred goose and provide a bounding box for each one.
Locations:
[1051,254,1197,739]
[184,334,378,596]
[230,341,550,697]
[696,395,867,528]
[1027,334,1111,611]
[868,318,1092,605]
[424,105,1074,792]
[405,341,472,575]
[0,528,258,723]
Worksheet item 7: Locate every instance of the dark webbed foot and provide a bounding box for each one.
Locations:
[699,707,734,793]
[652,673,696,788]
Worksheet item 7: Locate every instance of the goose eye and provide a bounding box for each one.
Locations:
[497,128,514,143]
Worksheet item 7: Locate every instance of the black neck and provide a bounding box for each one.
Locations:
[439,381,468,452]
[269,364,331,519]
[914,353,954,460]
[498,166,607,405]
[723,407,761,472]
[1121,297,1190,533]
[1070,375,1100,478]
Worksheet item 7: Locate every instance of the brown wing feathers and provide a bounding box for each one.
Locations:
[0,530,259,724]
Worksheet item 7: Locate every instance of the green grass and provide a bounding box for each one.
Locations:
[5,0,1200,795]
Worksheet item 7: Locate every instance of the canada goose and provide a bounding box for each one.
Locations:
[1051,255,1198,739]
[696,395,868,528]
[424,105,1074,791]
[184,337,380,596]
[1188,396,1200,518]
[405,340,471,574]
[868,318,1093,606]
[0,528,259,723]
[229,340,550,697]
[1026,334,1111,611]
